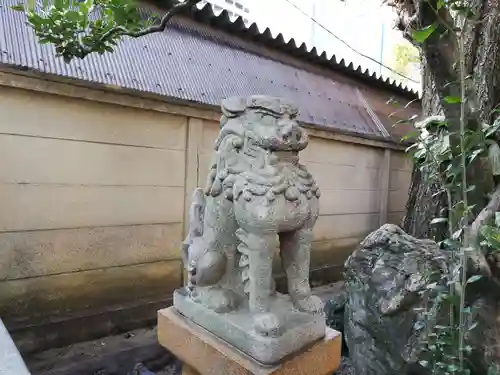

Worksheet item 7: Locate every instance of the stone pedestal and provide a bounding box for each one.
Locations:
[174,289,326,365]
[157,307,342,375]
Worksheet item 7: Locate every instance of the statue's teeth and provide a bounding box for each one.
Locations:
[242,269,249,281]
[239,255,249,267]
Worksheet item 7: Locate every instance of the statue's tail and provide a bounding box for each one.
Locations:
[181,188,206,266]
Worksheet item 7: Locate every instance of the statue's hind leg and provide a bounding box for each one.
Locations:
[190,196,239,313]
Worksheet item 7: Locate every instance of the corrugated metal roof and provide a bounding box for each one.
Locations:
[185,2,419,97]
[0,0,417,140]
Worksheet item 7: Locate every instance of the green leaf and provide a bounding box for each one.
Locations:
[432,190,445,198]
[386,97,398,106]
[467,322,478,331]
[444,96,462,104]
[393,118,409,126]
[10,3,25,11]
[448,364,459,372]
[465,184,476,193]
[418,360,429,368]
[434,325,448,330]
[402,132,419,142]
[469,148,483,163]
[451,4,476,18]
[412,23,438,43]
[430,217,448,225]
[426,282,438,290]
[405,144,419,153]
[466,275,482,284]
[452,228,463,240]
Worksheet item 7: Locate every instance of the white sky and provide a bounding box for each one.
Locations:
[249,0,421,92]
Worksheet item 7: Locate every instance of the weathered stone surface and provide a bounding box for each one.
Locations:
[343,224,447,375]
[175,96,326,364]
[342,223,500,375]
[322,283,348,357]
[174,289,325,365]
[332,357,356,375]
[324,292,345,338]
[158,307,341,375]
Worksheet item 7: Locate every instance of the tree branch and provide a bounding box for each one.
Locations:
[465,184,500,279]
[89,0,200,51]
[469,184,500,247]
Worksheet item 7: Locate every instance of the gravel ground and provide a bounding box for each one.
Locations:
[26,283,347,375]
[25,327,180,375]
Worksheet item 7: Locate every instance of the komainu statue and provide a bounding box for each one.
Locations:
[174,96,325,365]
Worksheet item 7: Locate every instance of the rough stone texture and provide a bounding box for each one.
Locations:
[323,288,348,357]
[462,273,500,373]
[174,290,325,365]
[343,224,447,375]
[176,96,325,364]
[157,307,341,375]
[331,357,356,375]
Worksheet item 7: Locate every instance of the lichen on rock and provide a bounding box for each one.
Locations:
[343,224,448,375]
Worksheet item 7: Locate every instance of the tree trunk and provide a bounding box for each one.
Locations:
[393,5,500,369]
[402,62,447,240]
[396,0,500,240]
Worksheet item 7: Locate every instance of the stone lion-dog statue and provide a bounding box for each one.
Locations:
[174,95,326,364]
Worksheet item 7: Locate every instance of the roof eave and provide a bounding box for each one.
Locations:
[145,0,420,100]
[0,63,408,149]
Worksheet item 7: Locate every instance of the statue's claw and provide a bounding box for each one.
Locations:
[292,295,324,315]
[192,288,238,313]
[253,313,284,337]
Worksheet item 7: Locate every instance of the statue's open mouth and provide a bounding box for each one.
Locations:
[258,136,308,152]
[272,150,299,164]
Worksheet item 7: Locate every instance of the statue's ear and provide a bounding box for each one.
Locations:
[221,97,246,118]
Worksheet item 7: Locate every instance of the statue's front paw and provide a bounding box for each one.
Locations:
[210,290,237,313]
[293,295,324,315]
[194,288,238,313]
[253,313,284,337]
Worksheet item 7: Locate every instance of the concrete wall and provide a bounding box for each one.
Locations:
[0,85,186,352]
[0,76,412,352]
[388,152,413,225]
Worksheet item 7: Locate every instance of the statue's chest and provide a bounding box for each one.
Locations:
[280,164,302,185]
[233,163,319,231]
[276,163,317,201]
[234,161,318,203]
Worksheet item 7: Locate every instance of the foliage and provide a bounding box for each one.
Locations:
[402,0,500,373]
[11,0,199,62]
[408,109,500,375]
[389,42,420,82]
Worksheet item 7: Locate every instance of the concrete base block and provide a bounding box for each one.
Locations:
[173,289,326,365]
[157,307,341,375]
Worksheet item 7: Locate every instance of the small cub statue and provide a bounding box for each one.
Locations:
[175,96,325,365]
